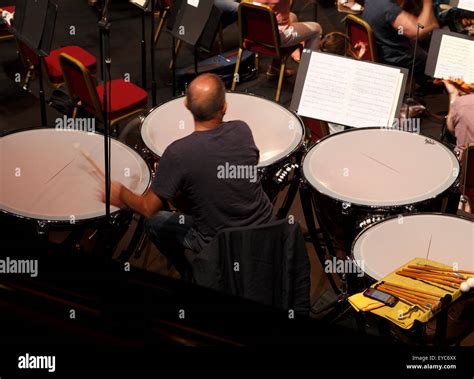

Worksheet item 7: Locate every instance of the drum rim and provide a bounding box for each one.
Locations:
[139,91,306,168]
[350,211,473,281]
[301,127,460,208]
[0,126,153,224]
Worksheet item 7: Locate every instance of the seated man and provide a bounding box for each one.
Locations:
[105,74,274,277]
[362,0,439,86]
[257,0,323,78]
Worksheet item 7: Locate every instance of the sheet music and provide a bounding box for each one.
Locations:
[434,34,474,83]
[130,0,148,7]
[187,0,200,7]
[456,0,474,11]
[297,52,403,128]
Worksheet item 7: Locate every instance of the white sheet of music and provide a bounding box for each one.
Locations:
[297,52,403,128]
[130,0,148,7]
[187,0,200,7]
[456,0,474,11]
[434,34,474,83]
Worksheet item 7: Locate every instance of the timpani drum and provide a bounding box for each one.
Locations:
[140,92,305,201]
[302,128,460,248]
[352,213,473,281]
[0,128,151,229]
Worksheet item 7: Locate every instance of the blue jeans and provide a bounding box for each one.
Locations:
[145,211,194,277]
[214,0,239,29]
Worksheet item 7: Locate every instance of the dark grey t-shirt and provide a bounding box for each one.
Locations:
[151,120,274,252]
[362,0,411,64]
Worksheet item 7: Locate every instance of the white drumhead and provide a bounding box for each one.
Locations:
[0,129,151,222]
[352,214,474,280]
[303,128,459,206]
[140,92,304,167]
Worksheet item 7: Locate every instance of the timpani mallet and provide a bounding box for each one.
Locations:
[79,148,105,177]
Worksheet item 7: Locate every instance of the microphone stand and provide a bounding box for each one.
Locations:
[98,0,112,225]
[405,23,424,120]
[150,0,157,106]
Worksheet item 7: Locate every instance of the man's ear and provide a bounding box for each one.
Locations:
[222,101,227,116]
[184,97,189,110]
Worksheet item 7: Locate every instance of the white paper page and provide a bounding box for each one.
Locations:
[456,0,474,12]
[130,0,148,7]
[187,0,200,7]
[434,34,474,83]
[297,52,402,128]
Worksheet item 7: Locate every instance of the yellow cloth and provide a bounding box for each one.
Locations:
[348,258,463,329]
[348,293,385,312]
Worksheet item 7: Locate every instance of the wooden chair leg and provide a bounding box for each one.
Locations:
[72,101,81,119]
[275,58,286,102]
[231,48,244,91]
[168,38,182,70]
[22,62,35,91]
[154,9,168,47]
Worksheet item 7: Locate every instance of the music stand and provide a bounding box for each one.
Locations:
[166,0,222,95]
[130,0,157,106]
[10,0,58,127]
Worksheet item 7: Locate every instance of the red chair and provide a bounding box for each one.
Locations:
[345,14,377,62]
[460,143,474,212]
[59,52,148,130]
[231,2,300,102]
[302,117,329,145]
[16,38,97,90]
[0,5,15,41]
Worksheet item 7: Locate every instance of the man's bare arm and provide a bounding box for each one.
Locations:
[392,0,439,40]
[109,182,163,218]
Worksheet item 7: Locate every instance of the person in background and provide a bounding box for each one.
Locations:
[215,0,239,29]
[362,0,439,88]
[257,0,323,79]
[444,80,474,156]
[444,79,474,213]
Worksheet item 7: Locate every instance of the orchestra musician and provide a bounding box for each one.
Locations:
[214,0,239,29]
[257,0,323,78]
[102,74,274,278]
[443,79,474,158]
[362,0,439,89]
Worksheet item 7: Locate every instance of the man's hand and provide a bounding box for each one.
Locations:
[101,180,125,208]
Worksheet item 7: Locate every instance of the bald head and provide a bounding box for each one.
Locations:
[185,73,226,122]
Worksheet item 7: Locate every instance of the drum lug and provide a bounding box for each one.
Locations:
[273,163,298,184]
[109,212,121,226]
[404,205,415,212]
[36,220,50,235]
[341,202,352,215]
